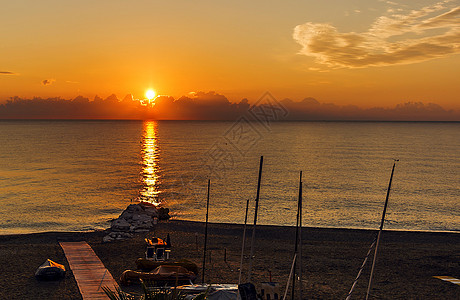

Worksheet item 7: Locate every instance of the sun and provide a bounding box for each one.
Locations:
[145,89,156,100]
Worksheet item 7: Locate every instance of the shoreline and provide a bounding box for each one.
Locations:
[2,219,459,237]
[1,220,459,299]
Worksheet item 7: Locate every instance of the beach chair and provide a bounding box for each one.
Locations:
[146,245,170,261]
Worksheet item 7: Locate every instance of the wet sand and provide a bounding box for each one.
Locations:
[0,220,458,299]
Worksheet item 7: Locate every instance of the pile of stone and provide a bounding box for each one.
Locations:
[103,202,170,243]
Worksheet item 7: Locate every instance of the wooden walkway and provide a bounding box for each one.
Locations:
[60,241,118,299]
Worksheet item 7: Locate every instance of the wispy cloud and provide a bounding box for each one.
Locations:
[0,71,17,75]
[42,79,56,86]
[293,1,460,68]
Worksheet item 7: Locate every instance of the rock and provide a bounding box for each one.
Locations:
[139,214,152,223]
[144,207,159,218]
[104,231,133,241]
[103,235,114,243]
[111,218,131,232]
[158,207,170,220]
[136,221,154,230]
[120,210,134,220]
[102,202,170,242]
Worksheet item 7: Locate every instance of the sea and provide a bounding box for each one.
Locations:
[0,120,458,234]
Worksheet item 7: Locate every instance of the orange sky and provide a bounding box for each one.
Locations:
[1,0,459,109]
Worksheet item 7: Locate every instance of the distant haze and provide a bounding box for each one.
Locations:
[1,91,458,121]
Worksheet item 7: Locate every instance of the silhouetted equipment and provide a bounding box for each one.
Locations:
[202,179,211,283]
[366,160,398,300]
[165,233,171,249]
[238,282,258,300]
[292,171,303,300]
[247,155,264,282]
[239,198,250,285]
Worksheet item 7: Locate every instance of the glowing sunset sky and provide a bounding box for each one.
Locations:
[1,0,459,109]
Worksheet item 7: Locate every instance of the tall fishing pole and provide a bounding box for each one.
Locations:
[238,198,250,285]
[247,155,264,282]
[202,179,211,283]
[366,160,398,300]
[291,171,302,300]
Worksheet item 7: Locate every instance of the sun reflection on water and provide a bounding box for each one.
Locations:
[139,121,160,205]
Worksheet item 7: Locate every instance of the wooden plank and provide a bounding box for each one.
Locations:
[60,241,119,299]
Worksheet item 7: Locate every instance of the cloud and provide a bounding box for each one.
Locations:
[0,92,458,121]
[280,98,459,121]
[153,91,250,120]
[42,79,56,86]
[0,71,17,75]
[293,1,460,68]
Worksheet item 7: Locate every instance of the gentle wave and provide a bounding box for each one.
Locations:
[0,120,458,234]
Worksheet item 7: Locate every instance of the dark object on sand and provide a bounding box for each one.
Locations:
[165,233,171,249]
[238,282,258,300]
[120,265,196,286]
[35,259,66,280]
[136,258,199,274]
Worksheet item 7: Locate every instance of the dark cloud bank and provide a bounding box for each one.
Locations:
[0,91,458,121]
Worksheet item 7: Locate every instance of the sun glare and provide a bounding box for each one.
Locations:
[145,89,156,100]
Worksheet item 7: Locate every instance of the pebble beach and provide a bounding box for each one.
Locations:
[0,220,458,299]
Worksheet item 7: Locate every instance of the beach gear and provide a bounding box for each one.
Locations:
[238,282,258,300]
[145,237,171,261]
[176,284,238,300]
[35,259,66,280]
[136,258,198,274]
[120,265,196,285]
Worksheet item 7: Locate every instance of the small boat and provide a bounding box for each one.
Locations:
[175,284,239,300]
[136,258,198,274]
[35,259,66,280]
[120,265,196,286]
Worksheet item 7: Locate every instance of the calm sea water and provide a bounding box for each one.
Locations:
[0,120,458,234]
